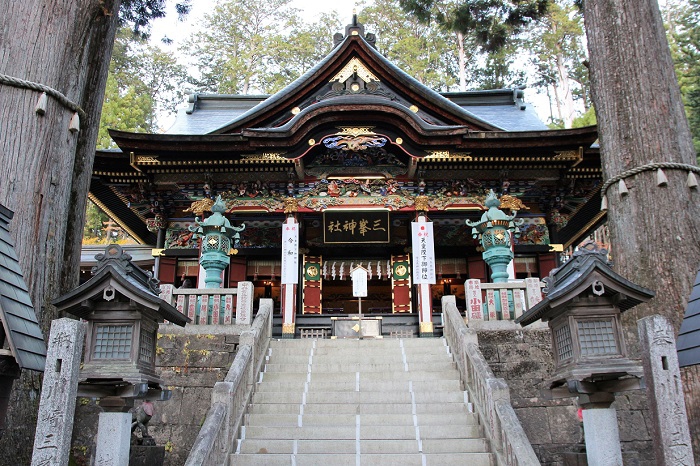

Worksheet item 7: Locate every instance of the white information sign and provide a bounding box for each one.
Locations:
[411,221,436,284]
[351,266,368,297]
[281,221,299,284]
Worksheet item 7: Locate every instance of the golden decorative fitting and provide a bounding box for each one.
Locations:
[135,156,160,164]
[282,323,295,334]
[414,195,430,212]
[308,139,316,146]
[395,137,403,145]
[409,105,419,113]
[419,322,434,334]
[241,152,287,161]
[329,58,379,84]
[184,198,215,216]
[284,197,299,214]
[498,195,529,212]
[336,127,375,137]
[291,107,301,115]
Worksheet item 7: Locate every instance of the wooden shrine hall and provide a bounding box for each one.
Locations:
[90,16,603,338]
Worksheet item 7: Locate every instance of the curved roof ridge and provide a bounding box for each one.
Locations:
[209,31,503,134]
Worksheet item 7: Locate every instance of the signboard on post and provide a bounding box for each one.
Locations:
[351,266,368,297]
[281,221,299,284]
[411,221,436,284]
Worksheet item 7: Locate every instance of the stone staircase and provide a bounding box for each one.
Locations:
[230,338,495,466]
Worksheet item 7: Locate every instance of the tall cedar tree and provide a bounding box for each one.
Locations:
[0,1,188,461]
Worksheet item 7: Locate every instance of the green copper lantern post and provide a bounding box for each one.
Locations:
[189,196,238,289]
[467,190,522,283]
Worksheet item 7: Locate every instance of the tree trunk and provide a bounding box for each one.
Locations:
[582,0,699,334]
[0,0,120,461]
[555,51,576,128]
[457,32,467,91]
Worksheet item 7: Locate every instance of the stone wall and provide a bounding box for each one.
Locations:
[70,325,241,466]
[474,325,655,466]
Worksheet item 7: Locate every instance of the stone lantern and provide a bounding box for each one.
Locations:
[466,189,522,283]
[189,195,240,289]
[516,242,654,466]
[52,244,189,464]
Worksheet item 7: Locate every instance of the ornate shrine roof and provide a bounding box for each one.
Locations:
[93,16,603,250]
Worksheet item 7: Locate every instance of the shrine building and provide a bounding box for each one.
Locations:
[90,17,603,338]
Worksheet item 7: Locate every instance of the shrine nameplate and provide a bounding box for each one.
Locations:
[323,210,390,244]
[331,317,383,339]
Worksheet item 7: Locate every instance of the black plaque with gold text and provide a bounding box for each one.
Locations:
[323,210,390,244]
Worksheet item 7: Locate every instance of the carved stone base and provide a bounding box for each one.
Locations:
[129,444,165,466]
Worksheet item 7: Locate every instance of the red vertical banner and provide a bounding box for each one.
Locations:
[303,256,322,314]
[391,255,412,313]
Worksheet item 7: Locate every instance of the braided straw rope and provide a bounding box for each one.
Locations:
[601,161,700,197]
[0,73,85,117]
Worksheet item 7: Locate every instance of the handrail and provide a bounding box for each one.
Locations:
[442,296,541,466]
[184,299,274,466]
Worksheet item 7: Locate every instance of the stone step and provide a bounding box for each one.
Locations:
[231,452,494,466]
[268,347,451,357]
[252,390,467,405]
[269,338,449,349]
[263,361,456,373]
[268,354,451,365]
[259,371,460,383]
[255,379,462,393]
[244,412,478,427]
[242,424,483,441]
[237,438,490,455]
[248,402,471,415]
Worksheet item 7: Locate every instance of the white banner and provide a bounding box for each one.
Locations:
[411,221,436,284]
[281,222,299,284]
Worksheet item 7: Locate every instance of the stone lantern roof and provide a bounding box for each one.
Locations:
[516,242,655,326]
[52,244,189,326]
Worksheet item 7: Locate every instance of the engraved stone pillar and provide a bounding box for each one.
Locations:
[31,318,86,466]
[638,315,694,465]
[236,281,254,325]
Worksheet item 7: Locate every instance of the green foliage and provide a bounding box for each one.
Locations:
[183,0,340,94]
[399,0,549,52]
[666,0,700,157]
[119,0,191,36]
[83,201,108,240]
[571,106,596,128]
[527,0,589,126]
[97,28,187,148]
[360,0,458,90]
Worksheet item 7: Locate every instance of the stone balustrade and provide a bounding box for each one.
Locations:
[464,277,544,322]
[442,295,540,466]
[184,298,273,466]
[159,285,239,325]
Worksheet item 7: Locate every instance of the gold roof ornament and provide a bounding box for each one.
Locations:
[330,57,380,84]
[498,195,529,212]
[414,195,430,212]
[184,197,215,217]
[284,197,299,214]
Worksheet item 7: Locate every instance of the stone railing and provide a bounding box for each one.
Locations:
[442,296,540,466]
[184,298,273,466]
[464,278,544,322]
[159,285,239,325]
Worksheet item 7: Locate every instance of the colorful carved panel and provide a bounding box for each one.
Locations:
[513,217,551,245]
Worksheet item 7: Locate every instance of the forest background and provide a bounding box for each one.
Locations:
[84,0,700,242]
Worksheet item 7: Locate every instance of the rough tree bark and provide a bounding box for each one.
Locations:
[0,0,121,462]
[582,0,700,460]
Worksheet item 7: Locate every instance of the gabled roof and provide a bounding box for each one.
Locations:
[517,242,655,326]
[53,244,189,326]
[678,265,700,367]
[0,204,46,372]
